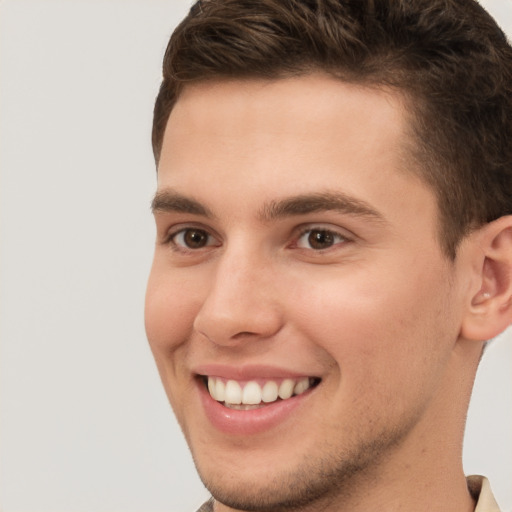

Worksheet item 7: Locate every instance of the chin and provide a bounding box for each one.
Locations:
[190,438,393,512]
[197,462,337,512]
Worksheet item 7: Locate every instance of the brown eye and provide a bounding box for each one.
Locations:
[297,228,346,250]
[173,228,213,249]
[308,230,335,249]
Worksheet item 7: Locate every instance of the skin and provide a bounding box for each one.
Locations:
[145,75,488,512]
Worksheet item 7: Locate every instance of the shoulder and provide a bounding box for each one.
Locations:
[195,497,214,512]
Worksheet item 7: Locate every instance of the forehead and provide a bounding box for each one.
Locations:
[160,75,416,184]
[157,75,434,230]
[165,75,408,153]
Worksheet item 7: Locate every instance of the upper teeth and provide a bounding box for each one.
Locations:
[207,376,314,405]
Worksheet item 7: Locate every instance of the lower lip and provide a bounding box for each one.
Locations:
[197,380,314,436]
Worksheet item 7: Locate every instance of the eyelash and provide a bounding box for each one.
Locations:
[293,226,350,251]
[165,224,351,254]
[166,227,219,252]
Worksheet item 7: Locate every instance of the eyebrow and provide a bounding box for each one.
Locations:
[151,189,384,223]
[151,190,214,217]
[259,192,385,223]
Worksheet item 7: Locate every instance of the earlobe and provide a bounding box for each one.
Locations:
[460,216,512,341]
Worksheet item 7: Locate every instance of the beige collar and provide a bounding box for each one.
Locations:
[467,475,501,512]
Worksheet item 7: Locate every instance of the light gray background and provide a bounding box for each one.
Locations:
[0,1,511,511]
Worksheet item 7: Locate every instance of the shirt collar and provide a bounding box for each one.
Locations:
[467,475,501,512]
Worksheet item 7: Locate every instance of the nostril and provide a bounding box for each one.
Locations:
[195,325,276,347]
[232,331,259,339]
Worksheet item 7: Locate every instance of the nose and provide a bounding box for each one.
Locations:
[193,245,283,346]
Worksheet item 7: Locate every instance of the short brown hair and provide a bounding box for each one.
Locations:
[152,0,512,258]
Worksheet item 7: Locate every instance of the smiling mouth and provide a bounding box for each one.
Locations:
[202,376,321,410]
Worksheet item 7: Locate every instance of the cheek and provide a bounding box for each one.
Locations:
[292,260,456,398]
[144,264,204,419]
[144,263,201,355]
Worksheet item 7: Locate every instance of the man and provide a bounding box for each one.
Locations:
[145,1,512,511]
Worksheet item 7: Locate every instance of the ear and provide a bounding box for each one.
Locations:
[460,216,512,341]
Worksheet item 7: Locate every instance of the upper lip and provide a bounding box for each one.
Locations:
[193,363,318,381]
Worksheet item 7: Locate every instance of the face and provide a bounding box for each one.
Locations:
[145,75,469,511]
